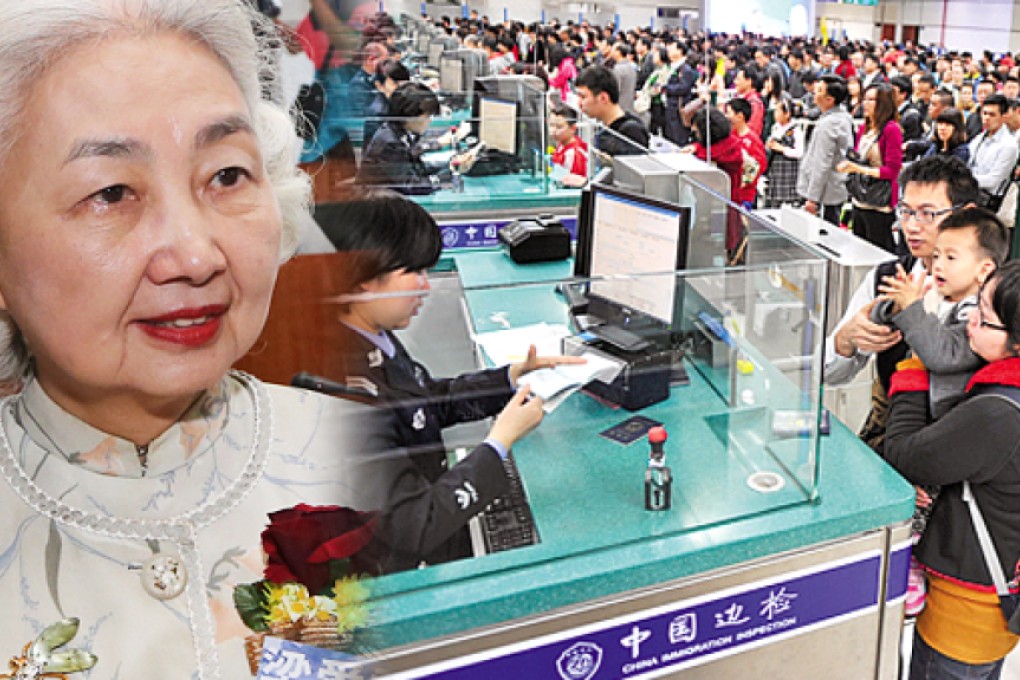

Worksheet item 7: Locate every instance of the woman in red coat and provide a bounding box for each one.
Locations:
[686,107,753,259]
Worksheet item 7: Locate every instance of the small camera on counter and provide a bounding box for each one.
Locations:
[498,214,571,264]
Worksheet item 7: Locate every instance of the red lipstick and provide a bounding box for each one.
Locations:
[138,305,227,347]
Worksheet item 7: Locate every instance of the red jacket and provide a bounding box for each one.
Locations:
[735,129,767,205]
[738,91,765,138]
[552,136,589,177]
[693,134,746,250]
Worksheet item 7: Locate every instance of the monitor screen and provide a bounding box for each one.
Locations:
[440,56,464,93]
[586,185,689,328]
[478,97,517,154]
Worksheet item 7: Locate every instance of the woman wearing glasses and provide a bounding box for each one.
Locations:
[884,260,1020,679]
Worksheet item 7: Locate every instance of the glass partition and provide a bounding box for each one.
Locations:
[359,256,827,633]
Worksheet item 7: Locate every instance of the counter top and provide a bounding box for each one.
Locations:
[414,173,581,215]
[365,252,914,650]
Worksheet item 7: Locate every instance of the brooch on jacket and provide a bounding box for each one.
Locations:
[1,617,97,679]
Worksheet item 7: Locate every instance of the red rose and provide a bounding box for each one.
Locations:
[261,504,379,594]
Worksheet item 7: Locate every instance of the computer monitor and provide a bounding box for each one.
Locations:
[580,184,690,331]
[440,55,465,93]
[471,75,545,168]
[441,49,485,96]
[478,96,518,154]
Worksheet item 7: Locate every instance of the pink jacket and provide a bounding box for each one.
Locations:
[550,57,577,101]
[855,120,903,209]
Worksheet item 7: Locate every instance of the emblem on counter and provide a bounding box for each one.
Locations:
[556,642,602,680]
[1,617,97,679]
[441,228,459,248]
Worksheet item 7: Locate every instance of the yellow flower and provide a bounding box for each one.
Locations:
[308,595,339,622]
[263,582,315,623]
[332,576,370,608]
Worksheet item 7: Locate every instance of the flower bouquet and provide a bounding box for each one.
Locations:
[233,504,383,675]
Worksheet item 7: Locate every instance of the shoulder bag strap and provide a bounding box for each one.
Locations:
[962,479,1011,597]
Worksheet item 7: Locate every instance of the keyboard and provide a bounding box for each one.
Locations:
[468,452,540,555]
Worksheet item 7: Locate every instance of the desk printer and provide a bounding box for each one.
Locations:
[498,214,571,264]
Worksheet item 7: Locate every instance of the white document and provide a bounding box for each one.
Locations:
[519,352,622,412]
[472,323,572,366]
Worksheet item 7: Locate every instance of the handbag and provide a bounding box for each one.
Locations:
[846,127,893,208]
[847,172,892,208]
[635,88,651,114]
[845,149,893,208]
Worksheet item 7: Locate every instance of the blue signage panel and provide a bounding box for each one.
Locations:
[405,545,910,679]
[439,217,578,250]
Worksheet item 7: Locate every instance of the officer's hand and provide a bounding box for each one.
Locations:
[487,386,545,450]
[509,345,586,385]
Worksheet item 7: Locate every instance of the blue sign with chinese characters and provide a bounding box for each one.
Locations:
[401,545,910,679]
[438,217,577,250]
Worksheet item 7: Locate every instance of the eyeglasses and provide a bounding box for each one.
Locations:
[894,204,958,225]
[977,304,1008,331]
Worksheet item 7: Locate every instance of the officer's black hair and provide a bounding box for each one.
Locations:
[388,82,440,121]
[315,191,443,292]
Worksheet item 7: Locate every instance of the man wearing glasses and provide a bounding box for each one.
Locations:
[825,156,981,447]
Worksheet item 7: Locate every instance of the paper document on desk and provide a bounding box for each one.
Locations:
[519,352,622,412]
[473,323,572,365]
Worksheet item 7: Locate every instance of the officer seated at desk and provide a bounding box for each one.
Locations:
[357,82,473,195]
[317,191,582,571]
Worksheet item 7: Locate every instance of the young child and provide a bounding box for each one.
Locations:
[763,99,805,208]
[316,191,582,571]
[872,206,1010,615]
[549,103,589,186]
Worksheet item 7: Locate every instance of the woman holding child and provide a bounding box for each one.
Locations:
[884,258,1020,679]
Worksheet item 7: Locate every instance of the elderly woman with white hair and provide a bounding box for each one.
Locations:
[0,1,546,677]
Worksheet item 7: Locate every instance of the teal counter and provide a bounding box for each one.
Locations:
[367,252,915,660]
[416,172,581,217]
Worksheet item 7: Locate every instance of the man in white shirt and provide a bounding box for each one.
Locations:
[968,94,1019,205]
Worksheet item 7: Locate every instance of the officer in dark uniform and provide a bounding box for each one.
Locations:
[356,83,448,195]
[315,193,581,572]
